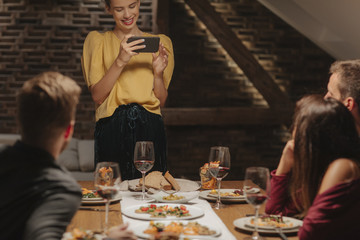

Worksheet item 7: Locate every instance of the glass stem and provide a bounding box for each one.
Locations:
[104,200,109,232]
[141,172,146,200]
[216,178,222,208]
[252,205,260,239]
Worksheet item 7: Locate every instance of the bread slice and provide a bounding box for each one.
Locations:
[139,171,162,189]
[164,171,181,191]
[160,177,172,190]
[138,171,171,190]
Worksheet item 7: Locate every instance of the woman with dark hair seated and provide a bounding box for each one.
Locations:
[266,95,360,240]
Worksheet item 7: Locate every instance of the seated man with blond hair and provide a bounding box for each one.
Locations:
[0,72,136,240]
[0,72,82,239]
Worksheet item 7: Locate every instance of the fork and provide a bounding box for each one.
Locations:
[275,227,288,240]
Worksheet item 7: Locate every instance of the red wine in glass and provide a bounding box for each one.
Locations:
[208,146,231,209]
[209,166,230,179]
[245,194,267,206]
[97,187,119,201]
[94,162,121,232]
[217,166,230,179]
[243,167,270,240]
[134,141,155,200]
[134,160,154,172]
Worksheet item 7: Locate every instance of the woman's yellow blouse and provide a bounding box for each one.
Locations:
[82,31,174,122]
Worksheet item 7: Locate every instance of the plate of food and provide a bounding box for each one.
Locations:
[233,215,303,234]
[129,220,221,239]
[208,189,245,199]
[122,171,200,192]
[199,188,258,203]
[246,214,302,230]
[147,191,199,204]
[121,203,204,221]
[81,187,122,205]
[81,188,102,201]
[62,228,105,240]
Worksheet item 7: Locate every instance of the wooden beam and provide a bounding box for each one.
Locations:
[184,0,292,109]
[155,0,170,35]
[162,107,292,126]
[151,0,158,33]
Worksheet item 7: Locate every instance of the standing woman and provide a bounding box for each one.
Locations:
[82,0,174,180]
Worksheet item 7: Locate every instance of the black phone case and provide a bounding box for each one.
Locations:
[127,36,160,53]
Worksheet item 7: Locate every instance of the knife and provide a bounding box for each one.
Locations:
[79,207,120,212]
[275,226,288,240]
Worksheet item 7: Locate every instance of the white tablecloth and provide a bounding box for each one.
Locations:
[119,191,236,240]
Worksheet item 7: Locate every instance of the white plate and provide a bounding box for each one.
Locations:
[82,195,103,201]
[146,191,199,203]
[245,216,302,230]
[121,203,204,221]
[208,188,260,199]
[125,178,200,192]
[233,217,303,234]
[129,220,221,239]
[200,188,261,203]
[82,197,103,201]
[81,192,122,205]
[199,189,244,203]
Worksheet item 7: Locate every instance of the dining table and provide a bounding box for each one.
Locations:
[67,180,299,240]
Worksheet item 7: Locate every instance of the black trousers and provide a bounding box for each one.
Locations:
[94,103,167,180]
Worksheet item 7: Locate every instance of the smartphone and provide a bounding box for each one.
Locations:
[127,36,160,53]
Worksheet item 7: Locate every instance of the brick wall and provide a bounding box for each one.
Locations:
[166,0,334,180]
[0,0,334,180]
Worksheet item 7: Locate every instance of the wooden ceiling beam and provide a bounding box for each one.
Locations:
[184,0,292,109]
[162,107,292,126]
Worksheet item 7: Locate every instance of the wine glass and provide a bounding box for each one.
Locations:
[243,167,270,240]
[134,141,155,200]
[208,146,231,209]
[94,162,121,232]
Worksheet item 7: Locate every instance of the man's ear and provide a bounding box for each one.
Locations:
[344,97,356,111]
[64,120,75,140]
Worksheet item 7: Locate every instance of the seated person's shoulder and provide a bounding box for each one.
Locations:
[84,31,106,48]
[86,30,104,39]
[159,34,173,48]
[45,167,82,193]
[158,33,171,41]
[319,158,360,194]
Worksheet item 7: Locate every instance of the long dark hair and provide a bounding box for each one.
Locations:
[290,95,360,216]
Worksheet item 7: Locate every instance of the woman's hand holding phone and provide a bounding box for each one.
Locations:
[117,35,144,64]
[117,35,161,66]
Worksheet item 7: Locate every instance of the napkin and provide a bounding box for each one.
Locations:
[119,191,236,240]
[118,180,129,191]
